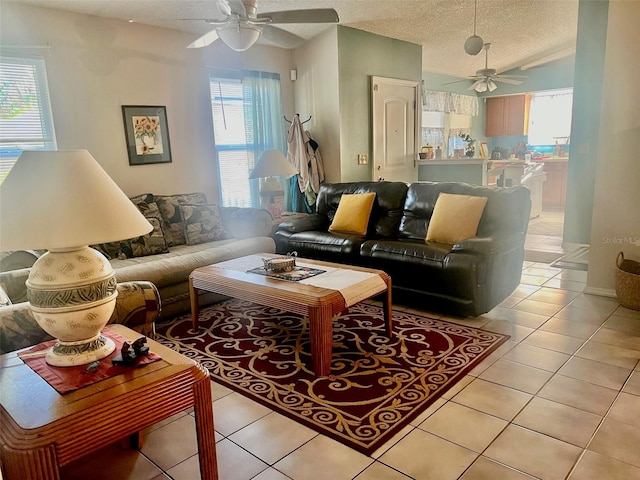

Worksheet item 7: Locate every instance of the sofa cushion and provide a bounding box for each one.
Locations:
[426,193,488,244]
[129,193,154,205]
[92,201,169,259]
[155,192,208,246]
[328,193,376,236]
[317,182,408,238]
[112,236,276,288]
[180,203,230,245]
[130,202,170,256]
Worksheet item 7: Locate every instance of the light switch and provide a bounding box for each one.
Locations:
[357,154,368,165]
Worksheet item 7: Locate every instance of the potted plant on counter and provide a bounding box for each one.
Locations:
[460,132,475,157]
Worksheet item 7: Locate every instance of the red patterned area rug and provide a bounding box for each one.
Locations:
[156,299,509,454]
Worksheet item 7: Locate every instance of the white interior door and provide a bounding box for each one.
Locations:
[372,76,419,182]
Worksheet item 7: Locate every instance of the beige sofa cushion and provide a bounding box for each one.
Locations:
[112,236,275,288]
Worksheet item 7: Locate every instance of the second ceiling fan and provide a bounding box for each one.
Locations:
[467,43,526,92]
[187,0,339,51]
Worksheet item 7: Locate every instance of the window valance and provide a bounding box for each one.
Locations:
[422,85,479,116]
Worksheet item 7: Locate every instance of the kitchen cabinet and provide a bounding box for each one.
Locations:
[485,94,530,137]
[541,161,568,206]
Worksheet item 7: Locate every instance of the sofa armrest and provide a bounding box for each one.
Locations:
[221,207,273,238]
[0,281,161,355]
[110,281,161,338]
[0,268,31,304]
[276,213,328,234]
[451,233,525,256]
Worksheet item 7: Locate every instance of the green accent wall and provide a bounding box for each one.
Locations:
[337,26,422,182]
[563,0,609,244]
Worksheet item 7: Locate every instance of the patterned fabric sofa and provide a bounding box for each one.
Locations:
[0,269,160,355]
[2,192,276,320]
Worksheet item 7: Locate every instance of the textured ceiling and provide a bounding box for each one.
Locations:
[10,0,580,78]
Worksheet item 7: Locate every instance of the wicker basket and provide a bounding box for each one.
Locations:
[615,252,640,311]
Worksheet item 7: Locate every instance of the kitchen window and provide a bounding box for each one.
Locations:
[421,87,478,157]
[527,88,573,146]
[0,55,57,183]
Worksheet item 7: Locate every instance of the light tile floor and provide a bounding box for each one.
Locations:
[59,263,640,480]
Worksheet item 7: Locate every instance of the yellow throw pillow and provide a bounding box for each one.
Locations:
[426,193,488,244]
[328,192,376,236]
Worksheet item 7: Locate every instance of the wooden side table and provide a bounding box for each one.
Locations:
[0,325,218,480]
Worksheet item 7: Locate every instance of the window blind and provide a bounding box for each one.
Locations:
[0,55,57,181]
[210,76,256,207]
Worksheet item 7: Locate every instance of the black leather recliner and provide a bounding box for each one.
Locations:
[274,181,531,318]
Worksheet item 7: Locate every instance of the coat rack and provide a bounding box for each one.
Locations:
[284,114,311,124]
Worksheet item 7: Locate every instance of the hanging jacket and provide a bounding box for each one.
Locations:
[304,130,325,194]
[287,115,309,194]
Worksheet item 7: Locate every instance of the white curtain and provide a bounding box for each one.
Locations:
[242,70,287,207]
[422,85,479,116]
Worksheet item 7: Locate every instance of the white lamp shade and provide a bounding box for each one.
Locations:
[249,150,298,179]
[217,21,262,52]
[0,149,152,251]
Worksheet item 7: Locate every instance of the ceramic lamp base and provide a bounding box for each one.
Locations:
[27,246,118,367]
[46,333,116,367]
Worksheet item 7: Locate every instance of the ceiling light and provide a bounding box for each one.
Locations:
[474,81,487,93]
[217,21,262,51]
[487,79,497,92]
[464,0,484,55]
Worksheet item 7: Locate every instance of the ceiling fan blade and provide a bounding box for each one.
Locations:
[493,77,523,85]
[216,0,232,17]
[257,9,339,24]
[229,0,247,17]
[188,29,219,49]
[442,78,472,86]
[261,25,306,48]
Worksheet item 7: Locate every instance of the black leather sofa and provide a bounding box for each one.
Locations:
[274,181,531,318]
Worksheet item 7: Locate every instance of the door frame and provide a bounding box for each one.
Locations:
[371,76,420,181]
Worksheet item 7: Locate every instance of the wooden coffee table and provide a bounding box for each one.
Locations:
[189,254,392,376]
[0,324,218,480]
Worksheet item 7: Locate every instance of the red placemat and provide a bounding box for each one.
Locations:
[18,326,161,394]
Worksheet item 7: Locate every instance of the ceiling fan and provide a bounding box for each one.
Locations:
[187,0,339,52]
[466,43,526,92]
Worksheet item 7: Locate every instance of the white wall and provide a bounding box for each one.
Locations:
[292,27,341,183]
[0,3,295,202]
[587,0,640,295]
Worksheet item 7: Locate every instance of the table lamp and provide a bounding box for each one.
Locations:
[0,150,152,366]
[248,149,298,218]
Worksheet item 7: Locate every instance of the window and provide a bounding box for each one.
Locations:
[209,70,286,208]
[0,55,56,182]
[527,88,573,146]
[421,111,472,157]
[421,88,478,157]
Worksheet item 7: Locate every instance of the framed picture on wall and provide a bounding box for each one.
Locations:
[122,105,172,165]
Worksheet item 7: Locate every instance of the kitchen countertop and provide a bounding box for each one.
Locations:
[417,158,487,165]
[531,156,569,163]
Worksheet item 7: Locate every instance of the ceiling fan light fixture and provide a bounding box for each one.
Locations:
[474,81,487,93]
[487,79,497,92]
[217,21,262,51]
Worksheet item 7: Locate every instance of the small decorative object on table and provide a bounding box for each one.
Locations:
[112,336,150,366]
[262,253,296,273]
